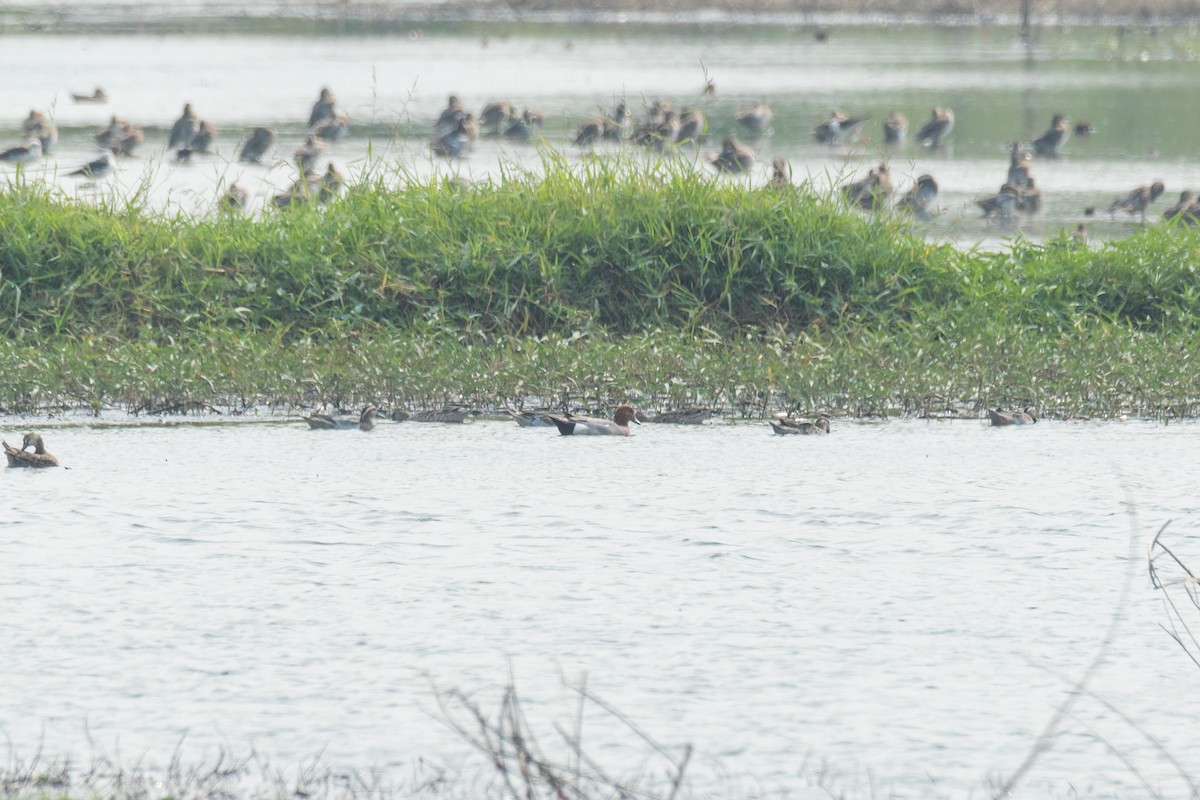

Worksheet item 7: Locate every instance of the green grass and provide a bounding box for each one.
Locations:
[3,156,1200,418]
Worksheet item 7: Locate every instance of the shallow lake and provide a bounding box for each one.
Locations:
[2,19,1200,246]
[4,416,1200,797]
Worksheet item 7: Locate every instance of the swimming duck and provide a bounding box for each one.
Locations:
[0,138,41,164]
[546,404,639,436]
[435,95,467,135]
[1032,113,1070,157]
[735,103,774,137]
[176,120,218,161]
[769,414,831,436]
[633,110,679,151]
[22,110,57,153]
[708,136,755,174]
[168,103,199,150]
[431,114,478,158]
[315,112,350,143]
[883,111,908,145]
[915,106,954,149]
[71,87,108,104]
[308,87,338,130]
[239,127,276,164]
[273,170,320,207]
[318,163,345,203]
[675,108,706,144]
[606,102,633,140]
[1109,180,1165,219]
[3,433,60,467]
[67,152,114,179]
[635,408,715,425]
[573,117,608,148]
[1162,190,1196,222]
[391,405,476,423]
[988,407,1037,426]
[294,134,324,171]
[503,108,543,142]
[896,174,938,220]
[480,101,517,134]
[844,163,893,210]
[220,182,249,211]
[1007,143,1034,190]
[506,408,556,427]
[770,156,791,189]
[976,183,1020,219]
[304,405,379,431]
[813,109,867,145]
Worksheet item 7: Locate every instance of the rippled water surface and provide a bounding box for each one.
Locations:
[2,20,1200,245]
[4,417,1200,797]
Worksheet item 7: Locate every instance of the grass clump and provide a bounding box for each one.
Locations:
[3,155,1200,417]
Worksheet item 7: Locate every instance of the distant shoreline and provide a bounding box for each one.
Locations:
[4,0,1200,27]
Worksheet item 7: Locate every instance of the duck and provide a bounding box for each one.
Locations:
[976,183,1020,219]
[71,87,108,104]
[67,152,114,179]
[506,408,556,427]
[435,94,467,135]
[503,108,543,143]
[735,102,774,137]
[546,404,639,436]
[708,136,755,174]
[308,87,338,130]
[294,134,324,171]
[238,126,276,164]
[315,112,350,143]
[770,156,791,189]
[769,413,831,436]
[479,100,517,134]
[813,109,867,145]
[304,405,379,431]
[633,110,679,151]
[883,111,908,145]
[1031,113,1070,157]
[573,117,609,148]
[0,138,41,164]
[431,114,478,158]
[606,102,632,140]
[391,405,477,423]
[1007,142,1034,190]
[896,173,938,220]
[273,170,320,208]
[220,182,249,211]
[635,408,715,425]
[176,120,218,161]
[843,163,893,210]
[3,433,60,467]
[1015,177,1042,213]
[168,103,199,150]
[675,108,706,144]
[1162,190,1196,222]
[1109,180,1165,219]
[22,110,57,153]
[915,106,954,149]
[988,407,1037,426]
[318,163,345,203]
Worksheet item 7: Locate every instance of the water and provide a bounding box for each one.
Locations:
[2,20,1200,246]
[3,416,1199,797]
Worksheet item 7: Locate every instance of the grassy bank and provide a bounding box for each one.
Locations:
[2,158,1200,418]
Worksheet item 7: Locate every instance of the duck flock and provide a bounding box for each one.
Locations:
[1,84,1192,234]
[2,401,1040,468]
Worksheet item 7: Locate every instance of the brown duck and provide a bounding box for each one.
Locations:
[4,433,60,467]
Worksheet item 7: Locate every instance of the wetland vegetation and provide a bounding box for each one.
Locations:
[2,156,1199,419]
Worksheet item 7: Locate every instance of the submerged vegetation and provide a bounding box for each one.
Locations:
[2,156,1200,418]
